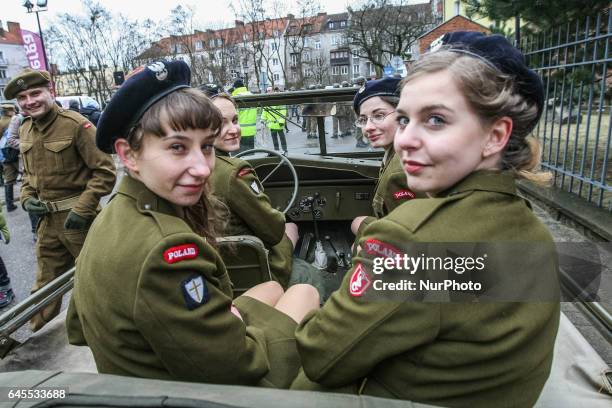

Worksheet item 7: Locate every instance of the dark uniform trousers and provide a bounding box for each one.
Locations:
[33,210,87,323]
[20,105,116,331]
[293,171,560,407]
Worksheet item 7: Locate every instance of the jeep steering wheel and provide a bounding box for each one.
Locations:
[234,149,299,214]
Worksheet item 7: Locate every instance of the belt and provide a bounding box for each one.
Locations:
[42,196,80,213]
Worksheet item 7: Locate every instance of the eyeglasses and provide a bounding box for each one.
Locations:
[355,110,395,128]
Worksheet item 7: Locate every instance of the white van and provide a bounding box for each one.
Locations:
[55,95,100,110]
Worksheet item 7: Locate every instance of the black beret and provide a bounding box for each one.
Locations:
[352,77,402,114]
[96,60,190,153]
[4,68,51,100]
[439,31,544,127]
[233,78,244,89]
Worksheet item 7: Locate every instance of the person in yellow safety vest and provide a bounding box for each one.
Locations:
[231,79,257,152]
[261,87,288,153]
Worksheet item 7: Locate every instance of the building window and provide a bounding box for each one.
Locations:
[195,41,203,50]
[340,20,346,28]
[331,36,338,45]
[303,51,310,61]
[273,58,279,66]
[216,38,223,47]
[209,39,215,48]
[454,0,460,15]
[0,87,4,100]
[315,41,321,50]
[272,42,278,51]
[328,21,334,29]
[353,64,359,76]
[341,65,348,75]
[273,73,279,81]
[290,53,298,65]
[0,69,6,79]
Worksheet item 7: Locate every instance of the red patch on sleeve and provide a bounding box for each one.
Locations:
[83,123,92,129]
[238,168,253,177]
[364,239,402,259]
[393,189,416,200]
[163,244,199,264]
[349,263,371,297]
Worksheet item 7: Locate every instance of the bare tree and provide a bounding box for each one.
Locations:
[232,0,288,90]
[347,0,434,77]
[285,0,322,88]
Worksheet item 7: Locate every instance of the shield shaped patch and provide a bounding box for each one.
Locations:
[181,275,209,310]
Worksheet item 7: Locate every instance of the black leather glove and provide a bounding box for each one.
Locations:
[64,210,91,230]
[24,198,49,215]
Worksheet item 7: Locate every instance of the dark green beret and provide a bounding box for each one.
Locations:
[4,68,51,100]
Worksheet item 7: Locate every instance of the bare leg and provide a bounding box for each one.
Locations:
[285,222,299,248]
[274,284,320,323]
[351,216,368,235]
[241,281,284,307]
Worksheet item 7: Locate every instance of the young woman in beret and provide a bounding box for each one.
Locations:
[292,32,560,407]
[350,77,421,240]
[201,86,324,297]
[66,61,319,388]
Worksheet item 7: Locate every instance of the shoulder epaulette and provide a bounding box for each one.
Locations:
[386,192,471,233]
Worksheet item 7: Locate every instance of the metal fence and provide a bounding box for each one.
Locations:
[521,11,611,211]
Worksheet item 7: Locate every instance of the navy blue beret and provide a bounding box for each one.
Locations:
[96,60,191,153]
[440,31,544,127]
[352,77,402,114]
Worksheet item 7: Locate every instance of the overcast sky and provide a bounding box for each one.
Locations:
[2,0,354,33]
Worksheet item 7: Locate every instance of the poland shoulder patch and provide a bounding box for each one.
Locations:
[163,244,199,264]
[349,263,371,297]
[181,275,209,309]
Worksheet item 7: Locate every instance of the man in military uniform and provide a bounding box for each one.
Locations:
[4,68,116,331]
[1,104,19,211]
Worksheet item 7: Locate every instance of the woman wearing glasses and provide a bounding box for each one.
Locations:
[350,77,421,239]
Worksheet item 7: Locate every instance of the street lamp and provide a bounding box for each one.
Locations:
[22,0,50,72]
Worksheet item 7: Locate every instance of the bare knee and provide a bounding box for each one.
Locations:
[285,222,299,248]
[285,284,320,309]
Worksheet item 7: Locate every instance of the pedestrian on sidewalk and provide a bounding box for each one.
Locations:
[0,204,14,308]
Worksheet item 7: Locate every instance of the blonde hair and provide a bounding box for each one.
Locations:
[401,51,550,185]
[126,88,226,245]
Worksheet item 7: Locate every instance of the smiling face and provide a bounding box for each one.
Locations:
[358,96,397,149]
[213,97,241,153]
[15,86,54,120]
[394,70,507,195]
[123,126,217,207]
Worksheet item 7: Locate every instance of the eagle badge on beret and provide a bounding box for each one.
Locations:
[17,79,26,90]
[147,61,168,81]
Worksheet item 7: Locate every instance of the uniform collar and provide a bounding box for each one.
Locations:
[438,170,517,197]
[216,149,231,157]
[117,175,183,218]
[33,103,59,132]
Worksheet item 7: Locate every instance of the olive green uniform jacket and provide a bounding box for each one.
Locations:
[19,104,115,331]
[210,150,293,287]
[19,104,116,218]
[357,149,421,236]
[293,171,560,408]
[66,176,298,387]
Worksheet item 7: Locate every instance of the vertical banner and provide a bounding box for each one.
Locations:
[21,29,47,71]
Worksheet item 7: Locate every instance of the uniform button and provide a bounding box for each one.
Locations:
[144,204,151,210]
